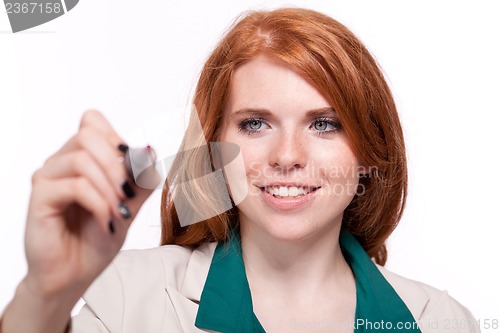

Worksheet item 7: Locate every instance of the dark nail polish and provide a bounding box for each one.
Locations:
[118,144,129,153]
[121,180,136,199]
[108,220,115,234]
[118,201,132,219]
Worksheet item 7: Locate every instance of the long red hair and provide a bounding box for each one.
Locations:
[160,8,407,265]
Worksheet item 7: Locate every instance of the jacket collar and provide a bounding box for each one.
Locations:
[194,228,265,332]
[179,241,217,303]
[340,231,422,332]
[181,228,427,332]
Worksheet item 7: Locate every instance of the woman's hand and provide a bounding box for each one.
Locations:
[1,110,157,333]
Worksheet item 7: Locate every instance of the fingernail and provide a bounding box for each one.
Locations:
[108,220,115,234]
[118,144,129,153]
[121,180,136,199]
[118,201,132,219]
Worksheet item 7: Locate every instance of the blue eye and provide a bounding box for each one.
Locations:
[238,118,266,134]
[314,120,329,131]
[247,119,263,130]
[311,117,342,134]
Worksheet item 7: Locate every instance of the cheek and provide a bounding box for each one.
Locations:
[220,137,265,204]
[311,143,360,193]
[238,141,267,180]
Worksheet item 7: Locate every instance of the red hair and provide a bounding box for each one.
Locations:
[160,8,407,265]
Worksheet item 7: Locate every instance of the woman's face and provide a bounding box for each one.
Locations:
[219,55,361,242]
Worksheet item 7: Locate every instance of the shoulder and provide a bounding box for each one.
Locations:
[107,244,203,287]
[376,265,480,333]
[77,243,217,332]
[100,241,217,287]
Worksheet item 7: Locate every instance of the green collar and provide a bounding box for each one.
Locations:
[195,228,421,332]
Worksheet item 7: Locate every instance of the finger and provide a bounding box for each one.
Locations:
[32,177,114,234]
[36,151,122,211]
[79,109,126,148]
[116,148,162,228]
[120,184,154,230]
[51,110,126,161]
[46,128,131,200]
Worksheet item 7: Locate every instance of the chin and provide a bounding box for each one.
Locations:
[250,215,329,243]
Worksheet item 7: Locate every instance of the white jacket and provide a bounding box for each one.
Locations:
[71,240,480,333]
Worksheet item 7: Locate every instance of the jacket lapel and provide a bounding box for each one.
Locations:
[179,241,217,303]
[175,230,430,332]
[339,229,423,332]
[194,228,265,332]
[162,242,217,332]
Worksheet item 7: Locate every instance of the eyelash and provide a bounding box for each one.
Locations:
[237,117,342,136]
[313,117,343,135]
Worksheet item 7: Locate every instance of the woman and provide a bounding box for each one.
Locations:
[0,8,479,333]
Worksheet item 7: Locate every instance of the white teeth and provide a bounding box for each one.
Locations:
[265,186,313,197]
[279,187,288,197]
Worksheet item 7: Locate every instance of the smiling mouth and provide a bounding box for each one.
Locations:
[259,185,320,198]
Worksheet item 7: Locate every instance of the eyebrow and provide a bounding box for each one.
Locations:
[229,106,337,119]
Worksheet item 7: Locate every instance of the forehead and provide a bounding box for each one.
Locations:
[225,55,330,114]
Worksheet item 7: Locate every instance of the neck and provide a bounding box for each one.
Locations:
[239,219,353,301]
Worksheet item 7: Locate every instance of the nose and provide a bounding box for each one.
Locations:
[268,130,307,171]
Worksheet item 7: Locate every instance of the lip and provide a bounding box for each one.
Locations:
[258,185,320,211]
[259,182,320,190]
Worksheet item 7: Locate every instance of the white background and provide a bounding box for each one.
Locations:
[1,0,499,331]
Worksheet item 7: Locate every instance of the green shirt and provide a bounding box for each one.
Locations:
[195,227,421,332]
